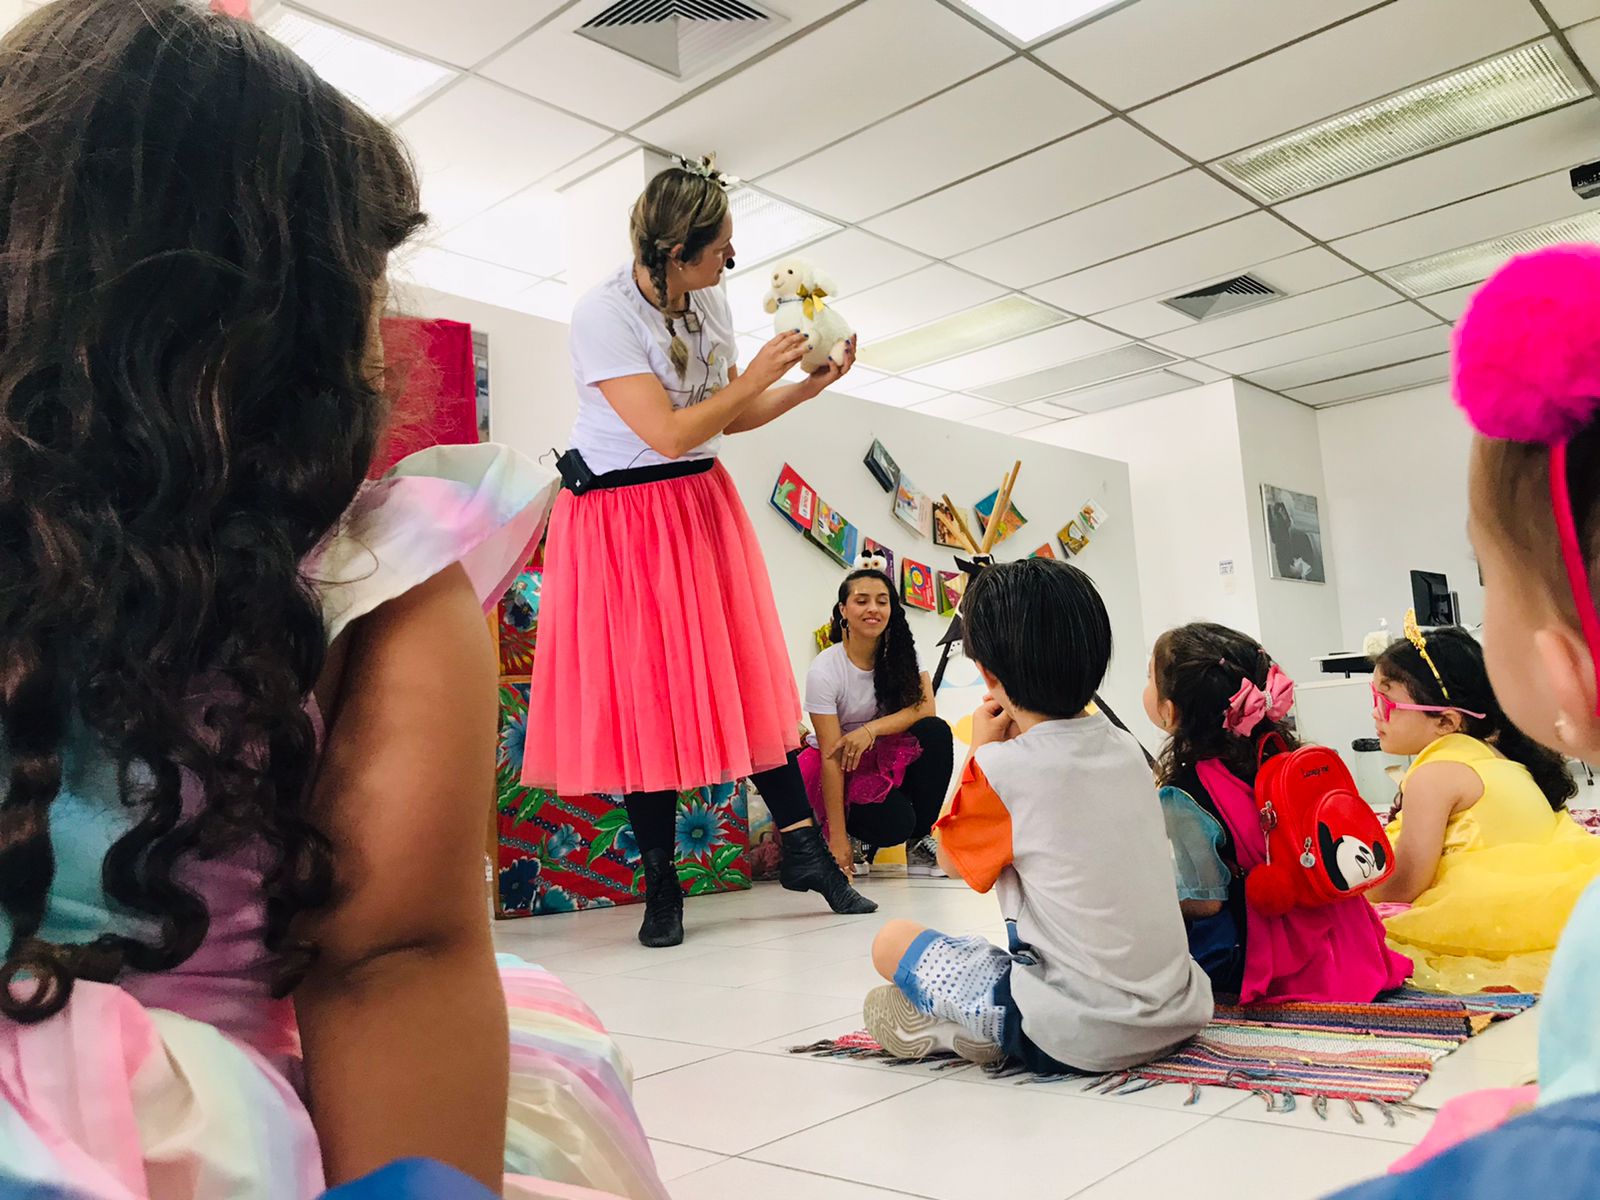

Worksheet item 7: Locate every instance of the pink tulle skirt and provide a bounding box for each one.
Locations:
[797,735,924,836]
[522,462,801,796]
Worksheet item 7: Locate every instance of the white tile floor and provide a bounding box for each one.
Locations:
[493,878,1540,1200]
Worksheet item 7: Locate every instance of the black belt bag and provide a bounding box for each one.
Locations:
[554,448,715,496]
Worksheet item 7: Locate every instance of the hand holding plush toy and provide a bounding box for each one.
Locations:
[764,257,856,375]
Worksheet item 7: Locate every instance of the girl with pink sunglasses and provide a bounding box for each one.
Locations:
[1366,622,1594,994]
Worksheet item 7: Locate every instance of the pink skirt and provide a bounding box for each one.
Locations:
[797,735,924,836]
[522,462,801,796]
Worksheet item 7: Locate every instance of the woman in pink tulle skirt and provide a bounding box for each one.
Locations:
[521,159,875,947]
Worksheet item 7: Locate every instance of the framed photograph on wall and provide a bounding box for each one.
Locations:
[1261,484,1326,583]
[472,330,491,442]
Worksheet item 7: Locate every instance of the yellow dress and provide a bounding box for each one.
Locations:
[1384,734,1600,993]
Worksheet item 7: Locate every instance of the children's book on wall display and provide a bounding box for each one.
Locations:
[1029,543,1057,560]
[864,439,901,492]
[810,499,859,567]
[937,570,966,617]
[933,498,973,550]
[902,558,937,612]
[974,487,1026,546]
[770,462,817,533]
[893,475,933,539]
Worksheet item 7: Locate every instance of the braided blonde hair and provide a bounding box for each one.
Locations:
[630,165,729,378]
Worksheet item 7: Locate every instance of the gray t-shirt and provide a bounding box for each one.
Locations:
[939,715,1214,1071]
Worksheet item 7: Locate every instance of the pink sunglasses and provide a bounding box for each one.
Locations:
[1371,683,1486,724]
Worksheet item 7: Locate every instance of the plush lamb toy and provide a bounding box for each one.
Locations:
[763,257,855,374]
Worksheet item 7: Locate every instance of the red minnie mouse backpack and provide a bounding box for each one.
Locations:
[1244,734,1395,917]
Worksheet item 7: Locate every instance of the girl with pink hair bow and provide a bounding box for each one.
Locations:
[1145,623,1411,1004]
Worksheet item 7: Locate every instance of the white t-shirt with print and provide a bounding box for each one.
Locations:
[803,642,922,748]
[567,262,737,474]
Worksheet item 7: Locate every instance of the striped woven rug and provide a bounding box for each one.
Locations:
[792,988,1535,1113]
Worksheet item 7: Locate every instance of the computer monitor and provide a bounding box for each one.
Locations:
[1410,570,1454,626]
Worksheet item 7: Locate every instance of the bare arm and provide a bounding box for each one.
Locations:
[1367,761,1480,904]
[293,564,507,1189]
[723,337,858,435]
[598,332,806,460]
[810,712,853,872]
[864,674,937,740]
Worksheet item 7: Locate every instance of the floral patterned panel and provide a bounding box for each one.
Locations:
[496,543,543,677]
[494,681,751,918]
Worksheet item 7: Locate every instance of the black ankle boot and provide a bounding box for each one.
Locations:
[779,826,878,914]
[638,848,684,948]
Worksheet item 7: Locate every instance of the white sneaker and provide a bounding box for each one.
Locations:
[906,835,947,878]
[863,985,1002,1065]
[850,837,873,879]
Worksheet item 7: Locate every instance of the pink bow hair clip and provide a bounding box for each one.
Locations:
[1222,664,1296,737]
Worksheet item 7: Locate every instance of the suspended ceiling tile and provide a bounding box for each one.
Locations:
[1094,247,1361,339]
[1547,1,1594,25]
[1289,353,1453,405]
[861,120,1184,259]
[1419,283,1481,322]
[1029,212,1309,316]
[1330,169,1594,269]
[1172,362,1229,384]
[1048,369,1202,414]
[633,0,1007,179]
[1149,276,1399,359]
[725,228,931,333]
[758,61,1104,223]
[392,244,545,311]
[540,138,642,190]
[845,265,1005,343]
[1245,326,1455,391]
[975,408,1062,436]
[953,170,1255,290]
[1131,0,1547,161]
[400,79,610,232]
[912,393,1004,421]
[846,376,947,409]
[435,187,566,278]
[1034,0,1379,110]
[1276,99,1600,242]
[1204,303,1441,375]
[293,0,565,69]
[904,322,1129,391]
[1568,17,1600,76]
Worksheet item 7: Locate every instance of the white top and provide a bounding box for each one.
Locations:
[942,716,1213,1071]
[805,643,887,743]
[567,262,738,474]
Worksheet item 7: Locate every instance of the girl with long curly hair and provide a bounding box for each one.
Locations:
[0,3,664,1197]
[799,569,954,878]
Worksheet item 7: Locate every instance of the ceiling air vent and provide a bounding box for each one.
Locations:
[578,0,783,81]
[1160,274,1282,323]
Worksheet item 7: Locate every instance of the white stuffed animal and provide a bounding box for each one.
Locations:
[763,257,855,374]
[854,548,888,574]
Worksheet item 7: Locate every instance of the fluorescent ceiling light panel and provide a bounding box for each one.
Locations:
[727,188,840,271]
[973,342,1176,405]
[954,0,1119,44]
[858,295,1066,374]
[1380,209,1600,296]
[265,9,455,118]
[1216,44,1585,203]
[1046,369,1200,413]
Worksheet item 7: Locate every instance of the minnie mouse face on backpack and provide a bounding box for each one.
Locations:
[1320,827,1389,893]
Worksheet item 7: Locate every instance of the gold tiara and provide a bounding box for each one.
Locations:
[1404,608,1452,701]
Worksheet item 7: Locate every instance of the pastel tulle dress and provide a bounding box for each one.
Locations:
[0,445,669,1200]
[1383,733,1600,993]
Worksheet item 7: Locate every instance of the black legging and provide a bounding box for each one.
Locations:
[624,751,814,856]
[843,717,953,849]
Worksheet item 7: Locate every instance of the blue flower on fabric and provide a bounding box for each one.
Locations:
[499,711,527,772]
[498,857,541,912]
[546,823,583,860]
[615,824,640,865]
[538,886,577,914]
[676,802,725,860]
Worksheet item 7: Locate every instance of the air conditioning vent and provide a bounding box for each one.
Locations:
[1160,274,1282,322]
[578,0,782,80]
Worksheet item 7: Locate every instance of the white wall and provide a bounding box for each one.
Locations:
[718,392,1149,743]
[1236,382,1347,671]
[1029,382,1262,657]
[399,286,576,464]
[1317,383,1480,641]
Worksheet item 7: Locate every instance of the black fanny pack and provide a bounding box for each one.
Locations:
[554,448,715,496]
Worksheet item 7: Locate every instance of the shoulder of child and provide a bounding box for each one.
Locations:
[1402,757,1483,813]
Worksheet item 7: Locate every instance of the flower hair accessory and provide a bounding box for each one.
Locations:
[1222,663,1296,737]
[1454,244,1600,714]
[675,153,740,191]
[1404,607,1454,701]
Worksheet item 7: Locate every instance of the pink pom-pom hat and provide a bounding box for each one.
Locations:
[1454,243,1600,715]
